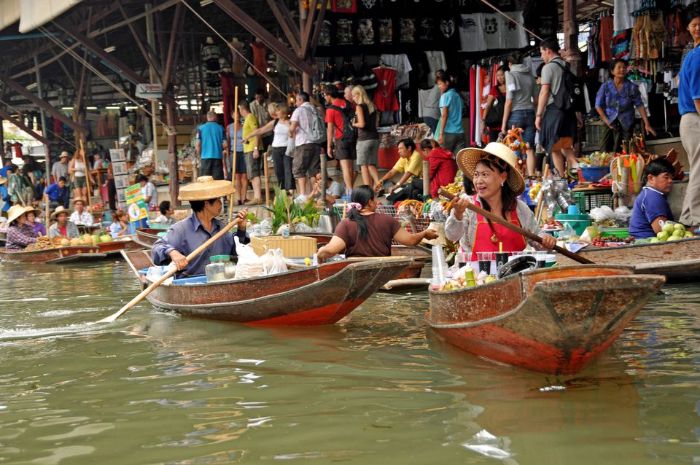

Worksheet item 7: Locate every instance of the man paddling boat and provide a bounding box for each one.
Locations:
[152,176,248,278]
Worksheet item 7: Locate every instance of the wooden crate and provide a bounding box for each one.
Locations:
[250,235,317,258]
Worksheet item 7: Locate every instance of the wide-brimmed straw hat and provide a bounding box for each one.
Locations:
[456,142,525,195]
[7,205,30,224]
[51,206,71,220]
[179,176,234,201]
[0,176,6,185]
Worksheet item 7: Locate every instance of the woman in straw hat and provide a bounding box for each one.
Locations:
[48,206,79,239]
[5,205,38,250]
[152,176,249,278]
[445,143,556,260]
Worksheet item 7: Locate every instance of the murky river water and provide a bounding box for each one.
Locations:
[1,260,699,465]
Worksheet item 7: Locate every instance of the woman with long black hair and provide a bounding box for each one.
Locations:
[317,185,438,260]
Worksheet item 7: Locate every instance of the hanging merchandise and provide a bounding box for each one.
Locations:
[459,13,487,52]
[220,72,236,128]
[378,18,393,43]
[418,17,435,41]
[399,18,416,43]
[425,51,447,85]
[332,0,357,13]
[373,65,400,112]
[438,17,457,42]
[379,54,412,89]
[336,19,354,45]
[482,12,528,50]
[612,29,631,61]
[358,0,378,12]
[599,15,614,63]
[357,18,375,45]
[358,61,378,92]
[319,20,332,47]
[251,39,267,75]
[230,37,245,76]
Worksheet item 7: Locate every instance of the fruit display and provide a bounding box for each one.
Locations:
[396,199,424,218]
[651,222,694,243]
[591,236,635,247]
[579,151,614,167]
[440,181,463,198]
[438,269,497,291]
[25,236,54,251]
[542,218,563,231]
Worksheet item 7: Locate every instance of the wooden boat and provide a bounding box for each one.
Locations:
[556,236,700,282]
[0,237,142,264]
[427,265,665,374]
[134,228,166,248]
[382,244,432,290]
[122,249,414,326]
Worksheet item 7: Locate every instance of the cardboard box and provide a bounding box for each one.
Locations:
[251,235,317,258]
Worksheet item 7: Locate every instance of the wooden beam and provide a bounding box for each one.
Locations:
[52,21,143,85]
[212,0,313,75]
[309,0,328,58]
[162,3,184,89]
[265,0,301,54]
[0,109,50,145]
[117,0,163,79]
[0,72,84,134]
[300,0,318,58]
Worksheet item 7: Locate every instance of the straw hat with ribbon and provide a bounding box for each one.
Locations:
[179,176,234,201]
[7,205,31,224]
[456,142,525,195]
[51,206,71,220]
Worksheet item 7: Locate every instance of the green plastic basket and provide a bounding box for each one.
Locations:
[600,227,628,238]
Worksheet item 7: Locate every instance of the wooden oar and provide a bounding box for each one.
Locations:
[97,218,240,323]
[438,188,593,264]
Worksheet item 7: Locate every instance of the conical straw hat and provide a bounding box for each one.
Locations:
[178,176,234,201]
[456,142,525,195]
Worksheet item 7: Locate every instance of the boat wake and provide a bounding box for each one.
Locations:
[0,323,105,341]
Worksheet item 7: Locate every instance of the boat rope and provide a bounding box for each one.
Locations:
[427,304,521,329]
[0,97,78,149]
[178,0,286,96]
[37,25,171,132]
[479,0,543,42]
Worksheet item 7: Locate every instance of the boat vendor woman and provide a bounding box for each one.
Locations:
[152,176,249,278]
[629,158,675,239]
[445,142,556,258]
[5,205,38,250]
[48,206,80,239]
[317,185,439,260]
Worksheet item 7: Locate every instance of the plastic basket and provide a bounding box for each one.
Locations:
[600,227,628,238]
[580,166,610,182]
[555,213,592,236]
[584,123,607,151]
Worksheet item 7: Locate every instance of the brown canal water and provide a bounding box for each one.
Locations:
[1,261,699,465]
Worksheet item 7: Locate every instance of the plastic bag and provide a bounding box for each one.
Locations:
[145,264,176,285]
[589,206,615,223]
[613,206,632,225]
[262,248,288,275]
[234,236,265,279]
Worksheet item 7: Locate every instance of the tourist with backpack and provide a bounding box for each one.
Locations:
[289,91,322,195]
[324,88,357,197]
[535,38,582,178]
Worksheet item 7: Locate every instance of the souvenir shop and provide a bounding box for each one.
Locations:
[580,0,699,156]
[312,0,558,163]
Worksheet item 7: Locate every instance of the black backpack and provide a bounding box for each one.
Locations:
[329,103,356,143]
[550,60,586,113]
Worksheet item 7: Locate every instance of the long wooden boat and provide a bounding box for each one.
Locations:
[0,237,142,264]
[556,236,700,282]
[122,249,413,326]
[427,265,665,374]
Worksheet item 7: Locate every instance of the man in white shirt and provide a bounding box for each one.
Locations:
[51,152,69,182]
[69,199,93,226]
[289,91,322,194]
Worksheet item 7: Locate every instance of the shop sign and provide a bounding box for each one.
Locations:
[136,83,163,99]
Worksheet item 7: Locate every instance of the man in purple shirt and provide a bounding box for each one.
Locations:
[152,176,249,278]
[629,158,675,239]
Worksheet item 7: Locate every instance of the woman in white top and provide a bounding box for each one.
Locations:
[245,103,294,193]
[69,152,88,202]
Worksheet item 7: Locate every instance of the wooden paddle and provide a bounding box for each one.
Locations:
[97,217,241,323]
[438,188,593,264]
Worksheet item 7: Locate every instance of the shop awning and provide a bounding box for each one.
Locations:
[0,0,82,33]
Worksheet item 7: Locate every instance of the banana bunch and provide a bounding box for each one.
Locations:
[529,182,542,201]
[440,182,463,198]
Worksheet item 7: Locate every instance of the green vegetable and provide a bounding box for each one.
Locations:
[265,187,321,233]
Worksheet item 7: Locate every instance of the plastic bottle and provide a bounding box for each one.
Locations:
[206,255,228,283]
[430,244,448,288]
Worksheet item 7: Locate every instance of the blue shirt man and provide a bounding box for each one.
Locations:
[152,177,248,278]
[679,45,700,116]
[44,177,70,208]
[196,111,227,180]
[629,187,674,239]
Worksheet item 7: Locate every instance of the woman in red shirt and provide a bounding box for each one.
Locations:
[482,66,507,144]
[420,139,458,199]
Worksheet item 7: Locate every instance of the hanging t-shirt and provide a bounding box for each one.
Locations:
[459,14,487,52]
[373,66,400,111]
[332,0,357,13]
[501,11,528,49]
[378,18,393,43]
[251,41,267,75]
[336,19,354,45]
[418,85,440,119]
[318,20,332,47]
[379,54,412,89]
[357,18,375,45]
[483,13,501,50]
[399,18,416,43]
[425,51,447,85]
[418,17,435,41]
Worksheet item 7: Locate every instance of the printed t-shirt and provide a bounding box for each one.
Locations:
[629,186,674,239]
[197,121,225,159]
[392,150,423,177]
[334,213,401,257]
[242,114,259,153]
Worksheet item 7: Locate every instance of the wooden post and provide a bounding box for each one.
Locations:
[34,54,51,229]
[79,140,92,207]
[422,160,430,198]
[228,87,239,223]
[165,97,179,208]
[561,0,582,76]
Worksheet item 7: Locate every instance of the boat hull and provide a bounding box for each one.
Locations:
[0,238,141,264]
[556,237,700,282]
[121,250,412,326]
[427,266,665,374]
